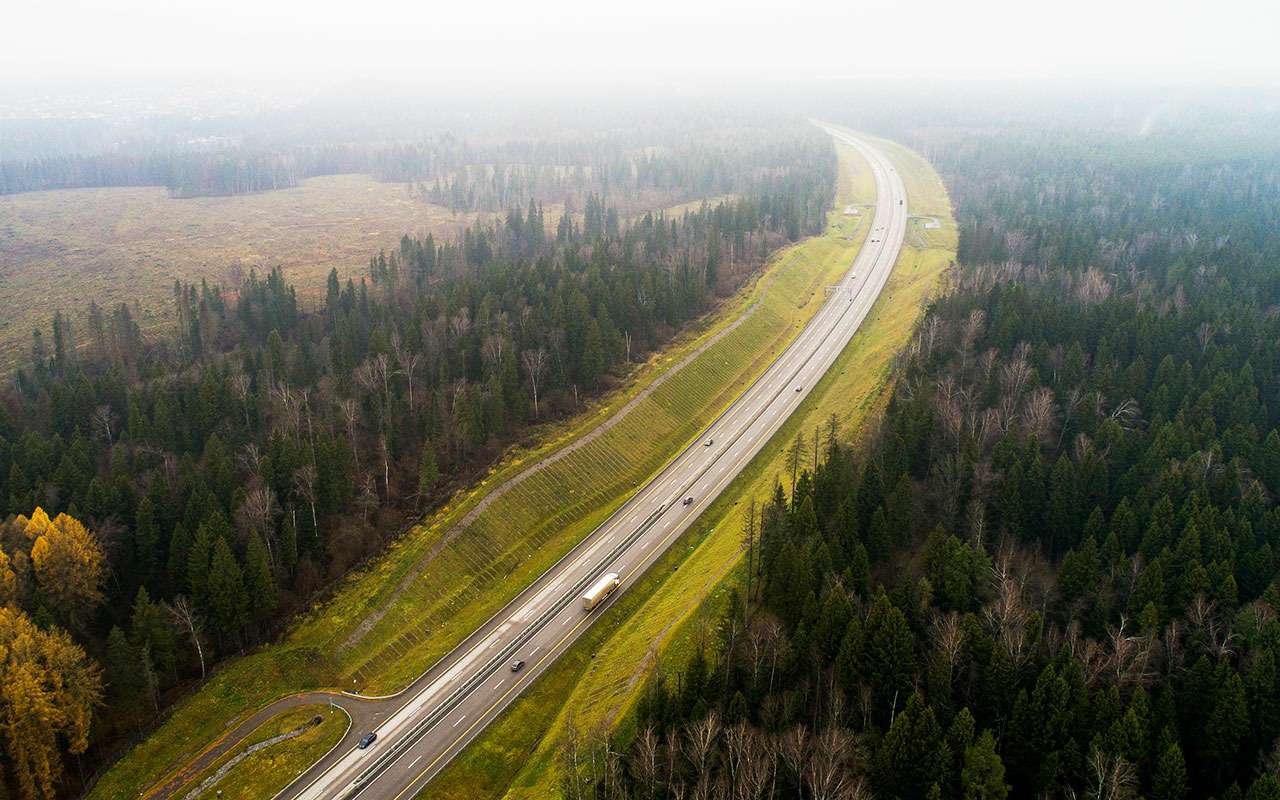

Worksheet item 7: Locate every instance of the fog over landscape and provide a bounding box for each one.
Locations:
[3,3,1280,800]
[4,0,1279,86]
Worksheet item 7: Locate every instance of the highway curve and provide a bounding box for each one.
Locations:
[278,127,908,800]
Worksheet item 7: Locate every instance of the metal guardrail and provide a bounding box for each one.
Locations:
[344,504,670,796]
[336,131,903,800]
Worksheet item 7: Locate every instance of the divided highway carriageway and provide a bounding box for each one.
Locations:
[282,127,909,800]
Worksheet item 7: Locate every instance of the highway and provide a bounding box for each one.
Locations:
[280,127,907,800]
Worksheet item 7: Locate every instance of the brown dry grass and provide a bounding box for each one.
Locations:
[0,178,729,372]
[0,174,478,369]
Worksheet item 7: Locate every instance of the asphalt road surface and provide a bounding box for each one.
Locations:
[279,127,907,800]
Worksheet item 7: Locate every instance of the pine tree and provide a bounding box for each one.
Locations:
[130,586,176,678]
[279,509,299,578]
[860,591,916,721]
[105,626,141,704]
[166,522,192,594]
[580,318,605,389]
[187,519,216,605]
[961,730,1009,800]
[813,585,853,662]
[848,541,871,596]
[1151,742,1188,800]
[244,533,277,623]
[1204,672,1250,789]
[418,441,439,500]
[868,506,892,561]
[133,494,160,586]
[836,616,864,695]
[874,692,950,798]
[206,538,249,639]
[1247,648,1279,753]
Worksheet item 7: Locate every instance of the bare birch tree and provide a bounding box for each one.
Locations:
[522,347,549,417]
[168,595,206,679]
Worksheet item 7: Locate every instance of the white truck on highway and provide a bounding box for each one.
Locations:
[582,573,621,611]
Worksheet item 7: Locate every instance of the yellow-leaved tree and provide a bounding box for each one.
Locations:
[15,508,53,545]
[0,606,101,800]
[0,549,16,607]
[29,511,104,630]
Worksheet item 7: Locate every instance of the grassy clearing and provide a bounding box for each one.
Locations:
[0,178,735,372]
[177,704,347,800]
[86,145,873,800]
[0,175,481,370]
[421,132,955,800]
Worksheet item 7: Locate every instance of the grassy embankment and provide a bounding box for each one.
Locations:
[175,704,347,800]
[422,132,956,800]
[88,145,873,799]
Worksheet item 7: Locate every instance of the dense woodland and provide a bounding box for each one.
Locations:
[0,122,833,797]
[0,114,822,207]
[566,108,1280,799]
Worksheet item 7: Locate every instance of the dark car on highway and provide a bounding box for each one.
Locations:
[358,732,378,749]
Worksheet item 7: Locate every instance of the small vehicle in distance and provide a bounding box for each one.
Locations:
[683,496,694,506]
[795,386,802,392]
[358,732,378,749]
[703,438,713,446]
[511,659,525,672]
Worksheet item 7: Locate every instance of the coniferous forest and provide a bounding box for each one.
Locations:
[0,118,832,797]
[5,87,1280,800]
[566,101,1280,800]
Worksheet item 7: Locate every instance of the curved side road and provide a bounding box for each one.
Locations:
[144,692,366,800]
[277,128,907,800]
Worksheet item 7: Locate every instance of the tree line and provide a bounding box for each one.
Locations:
[0,119,831,209]
[560,108,1280,799]
[0,126,833,798]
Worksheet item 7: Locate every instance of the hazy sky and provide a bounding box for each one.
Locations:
[6,0,1280,87]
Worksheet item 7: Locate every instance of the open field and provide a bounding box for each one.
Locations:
[85,144,872,800]
[421,131,956,799]
[0,174,476,369]
[0,177,733,372]
[177,704,348,800]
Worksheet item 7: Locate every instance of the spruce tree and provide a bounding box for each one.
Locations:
[860,591,916,721]
[105,625,141,703]
[418,442,439,499]
[206,538,249,639]
[874,693,950,798]
[244,533,277,623]
[961,730,1009,800]
[133,495,159,586]
[1151,742,1188,800]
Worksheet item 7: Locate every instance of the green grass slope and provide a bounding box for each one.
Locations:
[88,142,875,800]
[178,704,347,800]
[421,131,955,800]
